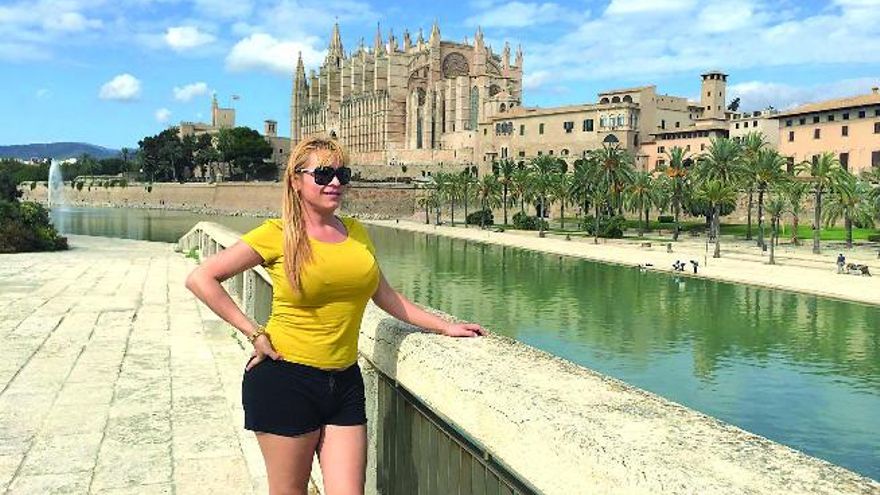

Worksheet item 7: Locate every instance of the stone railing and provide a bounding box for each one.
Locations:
[178,222,880,495]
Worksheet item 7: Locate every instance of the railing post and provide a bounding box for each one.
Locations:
[243,270,257,319]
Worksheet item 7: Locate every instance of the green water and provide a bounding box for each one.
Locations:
[50,207,880,480]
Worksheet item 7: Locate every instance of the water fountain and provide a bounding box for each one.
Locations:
[47,159,68,233]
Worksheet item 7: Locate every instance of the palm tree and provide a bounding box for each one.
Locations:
[627,171,655,236]
[474,174,502,229]
[695,179,738,258]
[529,155,562,237]
[823,175,876,249]
[570,157,594,219]
[796,152,847,254]
[740,131,768,241]
[765,195,786,265]
[751,148,787,250]
[510,167,532,216]
[433,172,457,226]
[696,137,744,186]
[457,170,477,227]
[494,158,517,226]
[663,147,690,241]
[590,144,635,214]
[782,180,809,246]
[417,190,439,225]
[588,187,607,244]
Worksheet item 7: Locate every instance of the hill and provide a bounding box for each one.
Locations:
[0,142,122,160]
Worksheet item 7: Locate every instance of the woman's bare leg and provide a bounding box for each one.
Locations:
[316,425,367,495]
[256,430,322,495]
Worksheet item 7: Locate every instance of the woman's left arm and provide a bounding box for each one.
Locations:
[371,271,485,338]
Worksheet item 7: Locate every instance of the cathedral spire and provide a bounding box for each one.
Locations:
[388,28,398,52]
[328,22,344,59]
[429,20,440,46]
[502,41,510,68]
[374,23,385,54]
[295,51,305,77]
[417,27,424,45]
[403,29,412,51]
[515,44,523,66]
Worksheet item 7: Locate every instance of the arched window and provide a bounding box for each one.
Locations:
[561,149,569,156]
[611,96,621,103]
[469,86,479,130]
[622,95,633,103]
[617,115,625,126]
[599,97,610,104]
[603,134,619,143]
[499,103,506,113]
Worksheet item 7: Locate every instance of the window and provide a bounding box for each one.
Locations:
[744,122,749,128]
[656,159,666,167]
[843,113,849,120]
[617,115,625,126]
[876,109,880,117]
[799,117,806,125]
[564,121,574,133]
[840,153,849,171]
[827,114,835,122]
[685,145,691,151]
[873,151,880,168]
[483,128,487,135]
[658,146,665,153]
[539,123,545,134]
[813,115,820,123]
[875,122,880,134]
[675,121,680,128]
[700,144,706,151]
[858,110,866,118]
[707,91,711,96]
[582,119,594,132]
[537,151,542,156]
[736,123,740,129]
[549,150,554,155]
[518,151,525,157]
[786,120,793,127]
[786,157,795,173]
[842,125,849,136]
[814,128,821,139]
[788,131,795,142]
[660,119,666,129]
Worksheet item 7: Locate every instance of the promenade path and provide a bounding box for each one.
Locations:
[0,235,267,494]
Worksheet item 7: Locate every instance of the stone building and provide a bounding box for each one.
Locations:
[291,23,523,177]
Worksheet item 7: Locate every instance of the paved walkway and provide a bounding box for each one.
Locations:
[0,236,266,494]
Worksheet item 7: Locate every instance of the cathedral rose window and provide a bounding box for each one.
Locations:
[442,53,470,79]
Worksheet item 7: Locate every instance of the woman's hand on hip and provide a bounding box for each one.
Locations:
[246,335,281,370]
[440,322,486,338]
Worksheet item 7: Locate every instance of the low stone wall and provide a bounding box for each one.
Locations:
[21,181,420,219]
[178,221,878,495]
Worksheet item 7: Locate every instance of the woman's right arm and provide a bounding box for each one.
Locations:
[184,241,280,361]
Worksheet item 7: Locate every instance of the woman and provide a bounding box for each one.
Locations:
[185,136,485,495]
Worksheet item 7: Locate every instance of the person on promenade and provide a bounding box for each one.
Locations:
[185,136,485,495]
[837,253,846,274]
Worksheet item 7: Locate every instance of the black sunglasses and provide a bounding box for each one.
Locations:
[296,166,352,186]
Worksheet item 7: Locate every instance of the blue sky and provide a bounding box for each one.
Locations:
[2,0,879,149]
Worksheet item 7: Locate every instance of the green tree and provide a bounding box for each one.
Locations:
[474,174,502,228]
[510,166,532,216]
[433,172,457,226]
[456,169,477,227]
[590,144,634,214]
[751,148,787,250]
[493,158,517,225]
[823,175,875,249]
[0,169,23,202]
[740,131,768,241]
[216,127,273,181]
[529,155,563,237]
[782,180,810,246]
[796,152,847,254]
[765,195,786,265]
[627,171,655,236]
[696,137,744,186]
[661,146,691,241]
[695,179,737,258]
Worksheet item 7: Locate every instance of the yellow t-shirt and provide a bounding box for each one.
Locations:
[240,216,380,369]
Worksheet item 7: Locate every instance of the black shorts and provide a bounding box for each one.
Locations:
[242,358,367,437]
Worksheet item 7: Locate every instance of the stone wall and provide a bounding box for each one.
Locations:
[22,181,420,219]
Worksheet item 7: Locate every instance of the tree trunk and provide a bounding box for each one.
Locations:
[424,204,429,224]
[746,189,754,240]
[713,205,721,258]
[463,192,468,228]
[594,203,600,244]
[503,186,509,225]
[673,186,681,241]
[845,216,853,249]
[757,187,765,249]
[644,206,650,234]
[560,201,565,230]
[791,214,800,246]
[450,198,456,227]
[769,219,777,265]
[812,191,822,254]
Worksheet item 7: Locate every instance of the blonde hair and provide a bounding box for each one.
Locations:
[282,135,348,292]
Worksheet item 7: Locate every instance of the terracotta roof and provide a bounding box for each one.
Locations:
[770,91,880,118]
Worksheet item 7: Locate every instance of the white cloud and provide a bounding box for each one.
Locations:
[164,26,216,51]
[35,88,51,99]
[194,0,254,19]
[225,33,324,74]
[99,73,141,101]
[729,78,880,112]
[173,82,210,102]
[466,2,585,28]
[43,12,102,32]
[605,0,696,15]
[155,108,172,123]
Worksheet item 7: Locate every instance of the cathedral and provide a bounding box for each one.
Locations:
[290,22,523,176]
